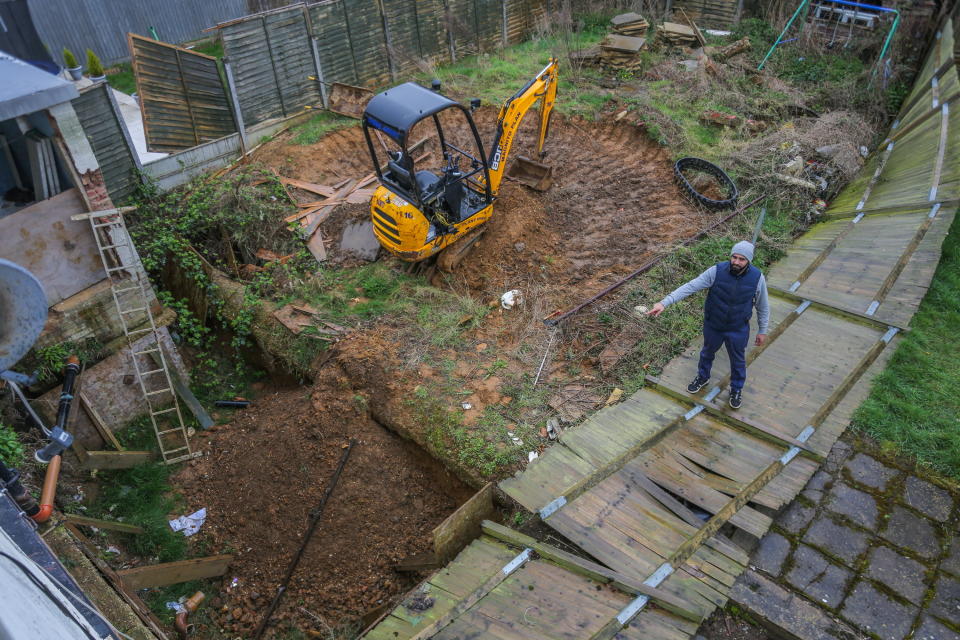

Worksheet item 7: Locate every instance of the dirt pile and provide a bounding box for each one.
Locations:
[175,368,472,637]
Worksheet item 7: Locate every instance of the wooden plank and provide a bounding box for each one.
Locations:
[79,393,123,451]
[432,483,495,562]
[150,350,214,430]
[302,178,358,238]
[481,521,701,622]
[63,523,170,639]
[83,450,153,469]
[63,514,144,534]
[408,548,532,640]
[768,285,907,332]
[117,554,233,590]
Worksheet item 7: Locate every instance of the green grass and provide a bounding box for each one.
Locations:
[852,212,960,479]
[191,40,224,59]
[87,429,188,563]
[106,62,137,94]
[290,111,357,145]
[422,28,614,118]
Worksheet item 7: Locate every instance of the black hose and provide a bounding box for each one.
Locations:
[253,439,357,639]
[674,157,739,210]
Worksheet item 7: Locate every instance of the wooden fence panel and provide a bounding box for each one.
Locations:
[129,34,236,152]
[221,6,318,126]
[382,0,434,73]
[446,0,480,59]
[71,84,139,202]
[344,0,393,87]
[475,0,502,51]
[309,0,360,86]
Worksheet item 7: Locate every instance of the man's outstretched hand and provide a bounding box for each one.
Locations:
[646,302,665,317]
[755,333,767,346]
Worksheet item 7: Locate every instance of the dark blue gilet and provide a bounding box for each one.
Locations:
[704,261,761,332]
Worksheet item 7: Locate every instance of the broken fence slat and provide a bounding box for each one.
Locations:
[117,554,233,590]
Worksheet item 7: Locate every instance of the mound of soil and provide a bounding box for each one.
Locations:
[254,108,722,306]
[175,369,473,637]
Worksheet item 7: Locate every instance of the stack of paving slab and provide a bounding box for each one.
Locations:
[600,14,650,72]
[657,21,698,47]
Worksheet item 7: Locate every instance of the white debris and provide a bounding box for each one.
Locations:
[168,508,207,537]
[166,602,186,614]
[527,451,539,462]
[461,402,473,410]
[501,289,522,309]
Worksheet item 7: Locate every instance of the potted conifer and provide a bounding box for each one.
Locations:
[63,48,82,81]
[86,49,106,83]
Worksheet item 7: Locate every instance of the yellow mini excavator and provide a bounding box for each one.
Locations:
[361,58,558,265]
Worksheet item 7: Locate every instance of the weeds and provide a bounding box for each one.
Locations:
[292,111,357,145]
[0,422,25,466]
[852,212,960,478]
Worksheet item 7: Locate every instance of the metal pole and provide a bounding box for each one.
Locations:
[758,0,810,70]
[223,61,249,155]
[310,38,329,109]
[752,205,767,245]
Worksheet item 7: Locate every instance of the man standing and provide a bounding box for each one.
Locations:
[646,241,769,409]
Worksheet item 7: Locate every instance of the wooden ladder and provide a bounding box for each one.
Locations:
[87,209,196,464]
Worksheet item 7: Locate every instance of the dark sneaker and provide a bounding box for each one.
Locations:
[728,389,742,410]
[687,375,709,393]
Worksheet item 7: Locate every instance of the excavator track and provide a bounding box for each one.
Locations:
[436,228,486,273]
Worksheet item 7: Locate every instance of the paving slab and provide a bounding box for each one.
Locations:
[928,575,960,627]
[941,537,960,577]
[844,453,897,491]
[903,476,954,522]
[754,532,791,577]
[803,516,869,565]
[913,615,960,640]
[785,544,853,608]
[840,581,917,640]
[801,470,833,504]
[731,570,864,640]
[880,506,941,559]
[864,545,928,603]
[777,500,816,535]
[825,482,878,530]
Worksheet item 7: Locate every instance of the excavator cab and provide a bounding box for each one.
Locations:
[363,59,558,263]
[362,83,494,261]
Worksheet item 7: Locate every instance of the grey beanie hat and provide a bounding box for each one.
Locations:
[731,241,755,262]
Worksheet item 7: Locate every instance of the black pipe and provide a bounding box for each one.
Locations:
[253,439,356,639]
[35,356,78,463]
[0,460,39,517]
[214,400,250,408]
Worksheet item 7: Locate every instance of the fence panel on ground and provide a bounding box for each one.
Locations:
[129,35,237,153]
[71,84,139,203]
[671,0,739,28]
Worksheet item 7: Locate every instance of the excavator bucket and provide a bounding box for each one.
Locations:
[507,156,554,191]
[327,82,374,119]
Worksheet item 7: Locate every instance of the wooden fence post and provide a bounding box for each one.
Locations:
[223,61,249,154]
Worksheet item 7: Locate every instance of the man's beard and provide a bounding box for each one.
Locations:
[730,262,748,275]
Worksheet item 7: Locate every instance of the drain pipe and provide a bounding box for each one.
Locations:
[174,591,205,639]
[32,454,61,523]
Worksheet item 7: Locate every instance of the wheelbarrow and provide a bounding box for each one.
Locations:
[507,156,554,191]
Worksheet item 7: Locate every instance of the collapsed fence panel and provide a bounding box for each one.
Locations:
[129,35,237,153]
[672,0,738,29]
[71,84,139,203]
[222,6,320,125]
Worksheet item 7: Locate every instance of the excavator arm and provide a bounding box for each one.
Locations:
[485,58,558,195]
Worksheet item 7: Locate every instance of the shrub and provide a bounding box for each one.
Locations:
[0,423,25,467]
[62,48,78,68]
[86,49,104,77]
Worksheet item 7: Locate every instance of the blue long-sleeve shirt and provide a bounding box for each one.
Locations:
[659,264,770,334]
